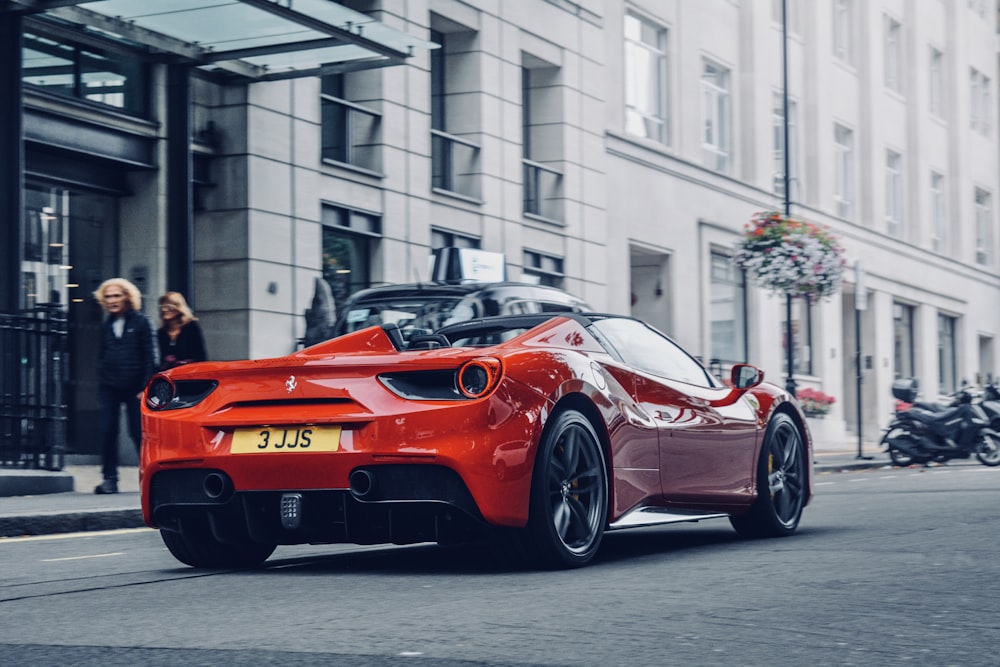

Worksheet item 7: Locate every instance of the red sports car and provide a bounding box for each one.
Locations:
[141,313,813,569]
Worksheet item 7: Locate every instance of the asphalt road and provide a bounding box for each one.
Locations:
[1,463,998,666]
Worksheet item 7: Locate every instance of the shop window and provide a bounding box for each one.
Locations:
[321,205,381,307]
[782,297,814,377]
[938,313,958,393]
[894,302,916,379]
[710,251,747,365]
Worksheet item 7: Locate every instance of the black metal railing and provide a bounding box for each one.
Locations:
[0,306,69,470]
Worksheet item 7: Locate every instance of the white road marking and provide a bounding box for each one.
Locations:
[42,552,126,562]
[0,527,153,544]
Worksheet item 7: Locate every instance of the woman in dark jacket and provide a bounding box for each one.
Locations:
[156,291,208,371]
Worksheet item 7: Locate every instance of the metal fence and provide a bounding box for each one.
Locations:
[0,306,68,470]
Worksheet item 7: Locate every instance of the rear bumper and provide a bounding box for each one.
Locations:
[148,465,489,546]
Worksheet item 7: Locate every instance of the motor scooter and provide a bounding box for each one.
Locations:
[880,378,1000,467]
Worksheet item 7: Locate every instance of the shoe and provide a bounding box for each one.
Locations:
[94,479,119,494]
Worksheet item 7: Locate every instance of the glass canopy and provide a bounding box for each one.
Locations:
[13,0,435,80]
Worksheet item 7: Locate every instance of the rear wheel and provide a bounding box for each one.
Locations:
[731,413,805,538]
[160,518,275,568]
[884,426,924,467]
[523,410,608,568]
[975,432,1000,467]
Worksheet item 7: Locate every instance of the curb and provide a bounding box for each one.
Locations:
[0,509,146,538]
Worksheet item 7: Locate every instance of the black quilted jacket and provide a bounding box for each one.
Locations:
[98,310,156,393]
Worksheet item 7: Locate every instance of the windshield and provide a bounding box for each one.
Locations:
[337,297,477,338]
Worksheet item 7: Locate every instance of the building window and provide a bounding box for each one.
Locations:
[710,252,747,365]
[701,59,731,173]
[430,28,481,199]
[929,48,944,118]
[975,187,993,266]
[431,229,480,251]
[522,250,564,288]
[624,11,669,144]
[522,64,564,221]
[884,16,902,93]
[938,313,958,394]
[930,172,946,253]
[970,68,991,136]
[783,298,814,377]
[833,0,853,65]
[22,32,149,117]
[320,74,382,173]
[886,150,902,238]
[894,303,916,379]
[834,124,854,220]
[772,93,798,198]
[321,204,381,306]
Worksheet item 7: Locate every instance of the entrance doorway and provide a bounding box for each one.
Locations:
[24,183,119,458]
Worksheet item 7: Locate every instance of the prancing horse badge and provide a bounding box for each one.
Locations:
[285,375,297,394]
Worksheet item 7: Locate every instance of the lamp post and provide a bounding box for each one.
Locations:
[781,0,796,396]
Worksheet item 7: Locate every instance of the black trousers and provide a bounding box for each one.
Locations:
[99,385,142,481]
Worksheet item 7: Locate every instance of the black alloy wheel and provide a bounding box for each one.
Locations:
[524,409,608,568]
[731,412,806,538]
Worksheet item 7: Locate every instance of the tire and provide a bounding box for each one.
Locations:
[522,409,608,568]
[888,445,915,467]
[884,426,923,467]
[730,412,806,538]
[975,432,1000,467]
[160,518,276,569]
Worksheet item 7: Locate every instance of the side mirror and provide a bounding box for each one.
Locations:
[731,364,764,390]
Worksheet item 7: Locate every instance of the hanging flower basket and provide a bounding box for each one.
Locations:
[733,211,846,300]
[797,387,836,418]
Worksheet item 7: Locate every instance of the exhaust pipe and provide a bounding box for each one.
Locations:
[349,468,376,499]
[202,472,229,500]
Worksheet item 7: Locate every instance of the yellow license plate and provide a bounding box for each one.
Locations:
[231,426,341,453]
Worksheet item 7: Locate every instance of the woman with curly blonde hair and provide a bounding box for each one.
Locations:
[157,291,207,371]
[92,277,155,494]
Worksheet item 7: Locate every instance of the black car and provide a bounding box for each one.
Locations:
[326,282,589,342]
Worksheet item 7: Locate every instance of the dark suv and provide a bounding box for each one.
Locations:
[326,282,589,343]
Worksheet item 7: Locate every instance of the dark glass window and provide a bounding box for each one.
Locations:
[321,205,381,307]
[23,32,149,117]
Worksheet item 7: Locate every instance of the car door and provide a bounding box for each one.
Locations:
[635,374,759,504]
[588,317,759,504]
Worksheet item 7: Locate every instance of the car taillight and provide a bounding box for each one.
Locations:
[457,358,502,398]
[145,376,218,411]
[146,377,175,409]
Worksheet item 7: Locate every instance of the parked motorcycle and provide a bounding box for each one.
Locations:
[981,380,1000,431]
[881,378,1000,467]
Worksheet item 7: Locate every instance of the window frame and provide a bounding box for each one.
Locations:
[624,10,669,145]
[885,150,903,238]
[701,58,732,173]
[834,123,855,220]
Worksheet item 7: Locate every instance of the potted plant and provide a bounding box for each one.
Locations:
[733,211,846,300]
[797,387,836,418]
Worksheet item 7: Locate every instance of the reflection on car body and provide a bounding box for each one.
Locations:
[141,312,813,570]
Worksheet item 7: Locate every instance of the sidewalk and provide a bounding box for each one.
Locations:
[0,441,891,539]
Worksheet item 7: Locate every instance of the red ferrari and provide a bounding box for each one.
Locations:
[141,313,813,569]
